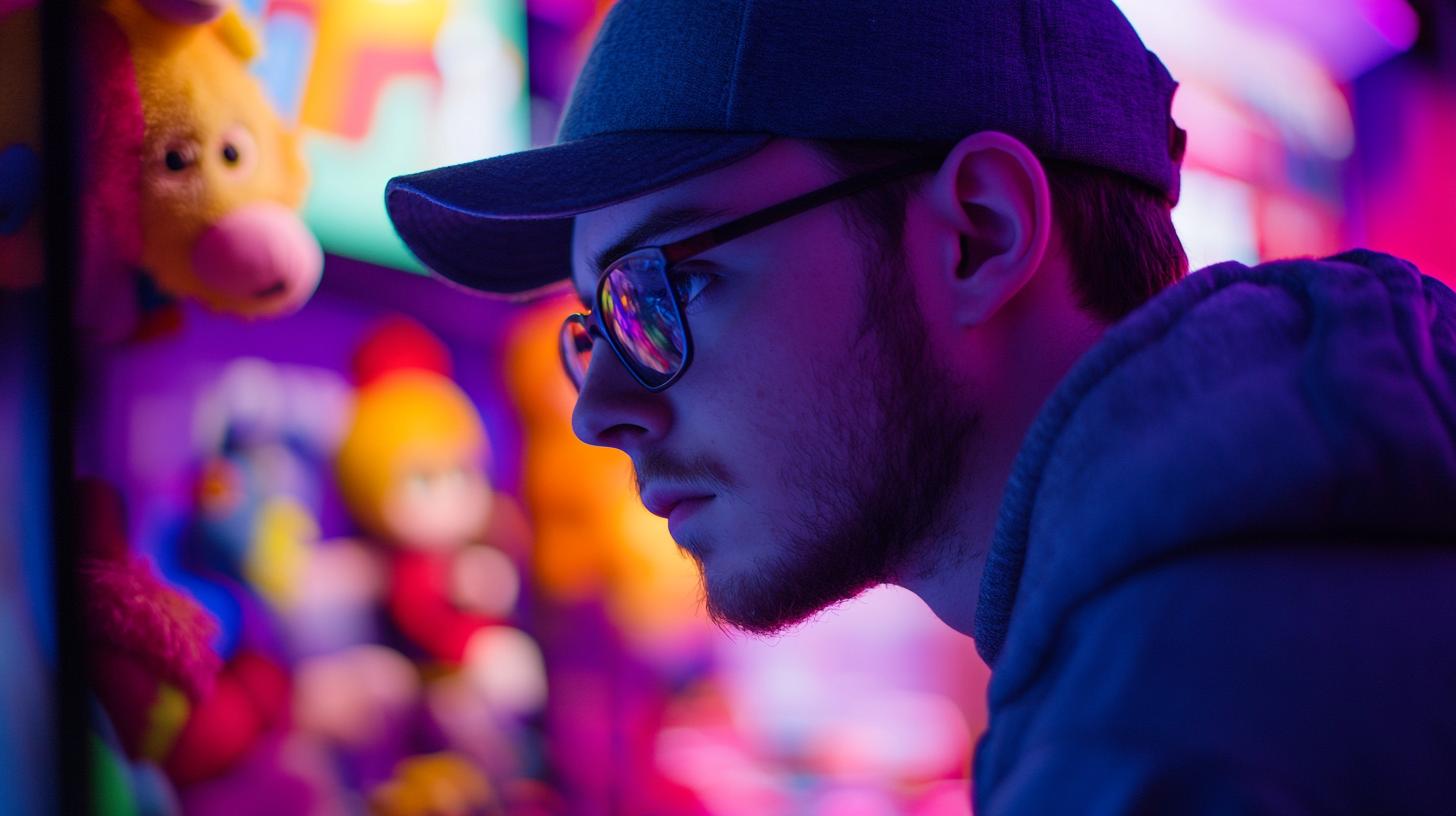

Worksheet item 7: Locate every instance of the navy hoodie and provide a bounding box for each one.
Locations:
[972,250,1456,814]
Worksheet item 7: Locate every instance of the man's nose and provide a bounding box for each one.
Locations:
[571,336,671,450]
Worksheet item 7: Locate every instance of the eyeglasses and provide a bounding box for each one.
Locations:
[560,151,943,393]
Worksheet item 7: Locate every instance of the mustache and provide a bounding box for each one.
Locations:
[633,450,734,495]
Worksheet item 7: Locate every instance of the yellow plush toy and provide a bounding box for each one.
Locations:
[73,0,323,342]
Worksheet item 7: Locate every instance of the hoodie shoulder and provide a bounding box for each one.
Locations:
[976,250,1456,670]
[971,250,1456,812]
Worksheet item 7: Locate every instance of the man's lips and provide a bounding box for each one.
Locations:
[641,488,715,520]
[666,497,713,538]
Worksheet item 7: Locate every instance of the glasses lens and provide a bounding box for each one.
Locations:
[560,316,593,390]
[600,251,685,389]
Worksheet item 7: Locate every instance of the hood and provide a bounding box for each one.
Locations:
[975,249,1456,678]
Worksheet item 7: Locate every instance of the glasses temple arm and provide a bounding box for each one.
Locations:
[660,152,944,265]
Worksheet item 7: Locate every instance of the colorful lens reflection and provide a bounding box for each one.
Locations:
[600,252,685,388]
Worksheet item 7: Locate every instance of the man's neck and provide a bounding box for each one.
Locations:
[892,418,1019,639]
[898,264,1108,641]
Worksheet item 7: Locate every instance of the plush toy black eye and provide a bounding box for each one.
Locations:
[221,143,240,165]
[165,150,188,172]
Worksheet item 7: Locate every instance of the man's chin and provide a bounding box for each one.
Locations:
[700,554,867,638]
[704,590,812,637]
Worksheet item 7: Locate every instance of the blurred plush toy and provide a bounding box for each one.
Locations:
[161,358,419,804]
[183,357,378,656]
[368,752,499,816]
[177,357,511,809]
[80,478,221,815]
[336,316,546,718]
[178,426,318,655]
[65,0,322,342]
[0,0,43,289]
[184,426,430,791]
[159,436,307,789]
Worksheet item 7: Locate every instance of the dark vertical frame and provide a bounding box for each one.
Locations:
[40,0,86,812]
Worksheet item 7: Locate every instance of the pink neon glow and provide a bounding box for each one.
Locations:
[1358,0,1420,51]
[1356,78,1456,288]
[1215,0,1418,79]
[1172,84,1281,184]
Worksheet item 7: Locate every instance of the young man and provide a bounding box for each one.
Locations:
[386,0,1456,811]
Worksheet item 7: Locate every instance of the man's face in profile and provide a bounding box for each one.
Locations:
[570,140,977,634]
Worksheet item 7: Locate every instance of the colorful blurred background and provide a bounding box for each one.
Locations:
[1,0,1452,813]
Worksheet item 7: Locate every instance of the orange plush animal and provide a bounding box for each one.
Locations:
[72,0,322,342]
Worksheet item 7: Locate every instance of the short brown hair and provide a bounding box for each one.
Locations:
[811,139,1189,323]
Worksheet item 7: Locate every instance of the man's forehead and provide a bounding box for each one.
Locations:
[569,189,728,300]
[569,202,731,301]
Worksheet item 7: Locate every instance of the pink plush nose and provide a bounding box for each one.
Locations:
[192,203,323,317]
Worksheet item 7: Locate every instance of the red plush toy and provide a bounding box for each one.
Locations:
[81,476,298,802]
[80,478,220,790]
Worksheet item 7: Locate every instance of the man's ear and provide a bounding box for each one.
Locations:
[926,132,1052,326]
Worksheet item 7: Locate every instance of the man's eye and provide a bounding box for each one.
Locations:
[670,268,715,307]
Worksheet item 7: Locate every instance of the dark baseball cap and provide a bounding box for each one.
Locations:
[385,0,1184,298]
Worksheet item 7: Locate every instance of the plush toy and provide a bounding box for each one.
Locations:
[367,752,498,816]
[336,316,546,718]
[171,402,416,790]
[188,429,427,785]
[160,359,406,799]
[172,358,487,809]
[79,477,221,815]
[158,428,306,789]
[66,0,322,342]
[176,429,314,656]
[0,0,44,290]
[182,356,375,655]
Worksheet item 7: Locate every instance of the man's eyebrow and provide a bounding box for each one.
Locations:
[589,205,732,277]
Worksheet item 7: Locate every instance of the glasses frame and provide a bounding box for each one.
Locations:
[563,150,945,393]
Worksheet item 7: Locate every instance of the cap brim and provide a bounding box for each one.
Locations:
[385,131,773,297]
